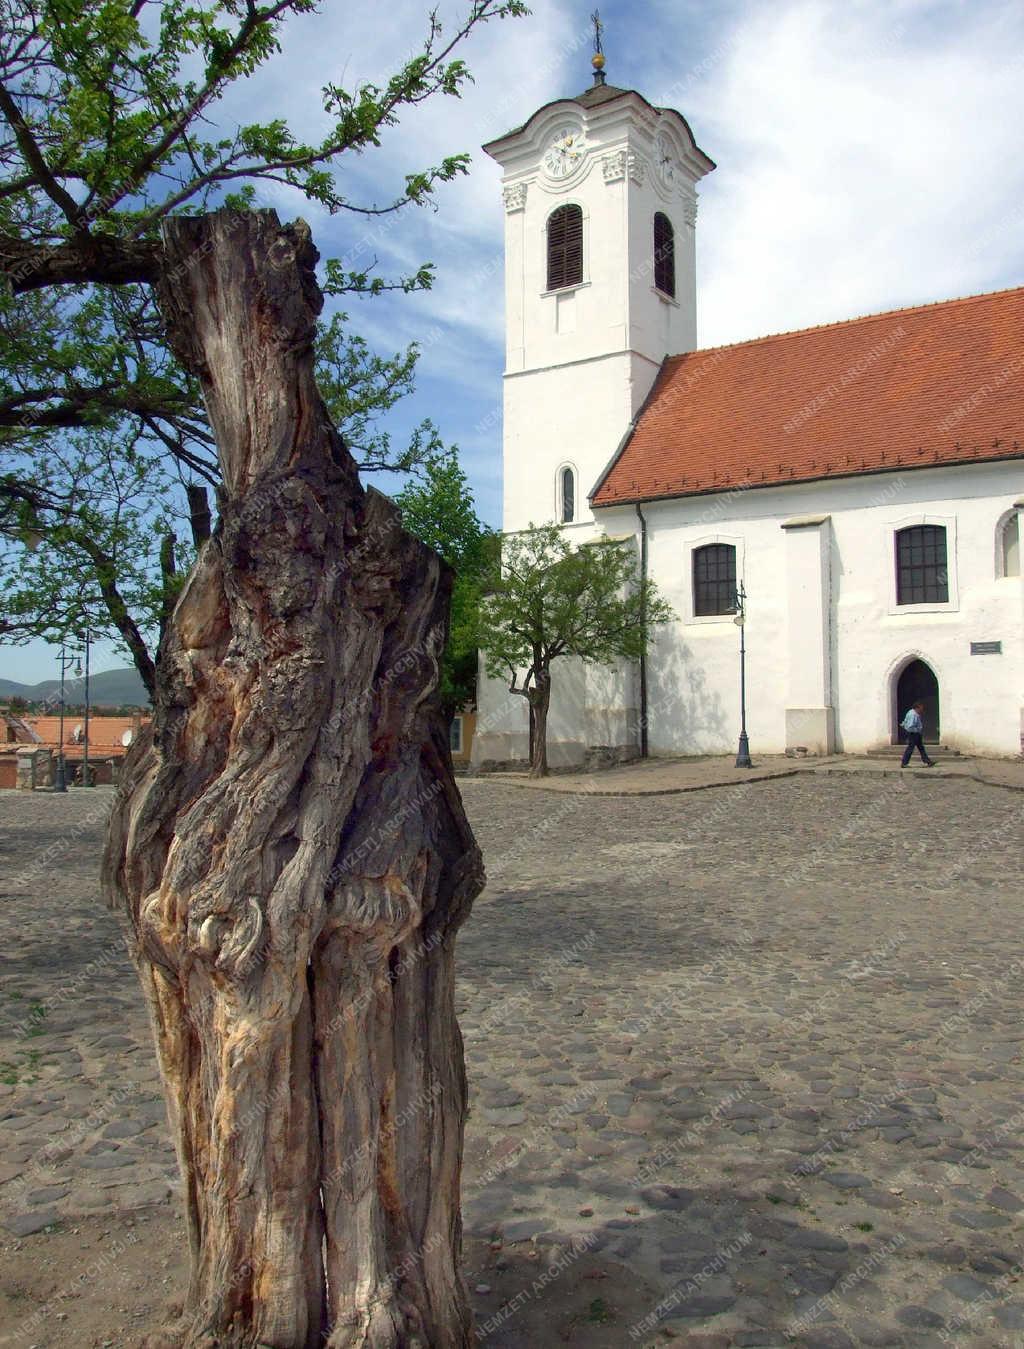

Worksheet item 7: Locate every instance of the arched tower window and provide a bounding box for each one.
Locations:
[653,212,675,298]
[692,543,736,616]
[559,465,576,523]
[547,204,583,291]
[999,511,1020,578]
[895,525,948,604]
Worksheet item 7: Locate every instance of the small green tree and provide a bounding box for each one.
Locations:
[394,447,497,718]
[480,523,674,776]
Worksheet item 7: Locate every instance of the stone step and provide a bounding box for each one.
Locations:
[865,745,962,758]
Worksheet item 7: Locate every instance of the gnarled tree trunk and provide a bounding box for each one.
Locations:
[102,210,481,1348]
[528,669,550,779]
[529,689,550,776]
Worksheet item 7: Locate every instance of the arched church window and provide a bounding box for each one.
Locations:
[560,466,576,523]
[693,543,736,616]
[547,204,583,291]
[653,212,675,298]
[895,525,948,604]
[1000,511,1020,578]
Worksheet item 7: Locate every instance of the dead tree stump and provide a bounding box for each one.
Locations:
[102,210,482,1348]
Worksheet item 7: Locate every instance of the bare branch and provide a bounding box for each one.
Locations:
[0,79,82,226]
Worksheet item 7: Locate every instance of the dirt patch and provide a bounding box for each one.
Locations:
[1,1204,666,1347]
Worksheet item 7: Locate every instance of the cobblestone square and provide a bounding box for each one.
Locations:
[2,772,1023,1346]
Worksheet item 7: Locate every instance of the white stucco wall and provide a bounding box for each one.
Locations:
[475,464,1024,764]
[596,461,1024,758]
[502,352,656,534]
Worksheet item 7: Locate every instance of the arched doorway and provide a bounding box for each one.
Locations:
[895,659,940,743]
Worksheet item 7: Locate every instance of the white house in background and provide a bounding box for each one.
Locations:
[472,63,1024,767]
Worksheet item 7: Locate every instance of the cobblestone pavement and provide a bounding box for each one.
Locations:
[2,776,1024,1346]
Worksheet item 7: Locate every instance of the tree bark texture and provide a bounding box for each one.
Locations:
[529,671,550,779]
[101,210,482,1349]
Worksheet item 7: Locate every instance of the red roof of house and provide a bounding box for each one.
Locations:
[25,715,148,756]
[592,286,1024,506]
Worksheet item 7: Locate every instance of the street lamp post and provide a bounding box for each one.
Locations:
[54,645,75,792]
[81,628,91,786]
[733,581,752,768]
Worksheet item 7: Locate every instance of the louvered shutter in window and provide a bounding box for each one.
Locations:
[654,212,675,298]
[547,205,583,291]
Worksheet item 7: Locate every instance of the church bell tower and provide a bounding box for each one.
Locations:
[482,26,715,534]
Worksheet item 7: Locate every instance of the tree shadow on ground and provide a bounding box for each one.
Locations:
[463,1144,1024,1348]
[463,1171,910,1348]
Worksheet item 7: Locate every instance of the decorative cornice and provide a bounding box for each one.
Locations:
[601,149,646,185]
[502,182,528,213]
[601,151,624,183]
[680,193,698,228]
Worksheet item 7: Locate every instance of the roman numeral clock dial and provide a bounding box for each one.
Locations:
[543,127,586,179]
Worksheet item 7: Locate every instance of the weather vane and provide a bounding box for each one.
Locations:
[590,9,606,85]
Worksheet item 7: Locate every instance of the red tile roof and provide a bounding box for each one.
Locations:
[25,715,148,755]
[592,286,1024,506]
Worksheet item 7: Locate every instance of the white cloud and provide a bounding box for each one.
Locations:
[683,0,1024,345]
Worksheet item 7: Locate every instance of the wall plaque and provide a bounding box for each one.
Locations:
[970,641,1002,655]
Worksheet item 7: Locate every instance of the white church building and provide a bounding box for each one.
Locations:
[471,64,1024,766]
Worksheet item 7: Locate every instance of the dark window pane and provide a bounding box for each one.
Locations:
[547,205,583,291]
[654,212,675,298]
[449,717,463,753]
[693,543,736,616]
[895,525,948,604]
[561,467,575,523]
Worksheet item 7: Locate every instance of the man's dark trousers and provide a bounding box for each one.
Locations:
[901,732,933,767]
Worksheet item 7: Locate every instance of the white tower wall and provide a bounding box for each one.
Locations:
[473,81,714,769]
[488,88,714,534]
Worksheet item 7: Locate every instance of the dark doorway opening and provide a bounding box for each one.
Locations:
[895,659,940,743]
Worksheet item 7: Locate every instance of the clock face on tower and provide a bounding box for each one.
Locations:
[654,131,678,190]
[543,127,587,180]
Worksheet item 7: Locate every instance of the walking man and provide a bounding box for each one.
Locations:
[900,701,935,767]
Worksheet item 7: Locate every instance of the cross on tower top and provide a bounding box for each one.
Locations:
[591,9,606,85]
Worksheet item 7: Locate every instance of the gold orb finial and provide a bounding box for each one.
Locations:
[592,52,605,70]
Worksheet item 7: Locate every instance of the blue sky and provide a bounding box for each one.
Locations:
[5,0,1024,684]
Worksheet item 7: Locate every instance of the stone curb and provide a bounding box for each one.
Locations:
[463,767,802,797]
[813,767,1024,793]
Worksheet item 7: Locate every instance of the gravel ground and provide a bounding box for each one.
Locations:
[2,774,1023,1347]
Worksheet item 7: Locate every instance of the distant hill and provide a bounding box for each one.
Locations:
[0,665,150,707]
